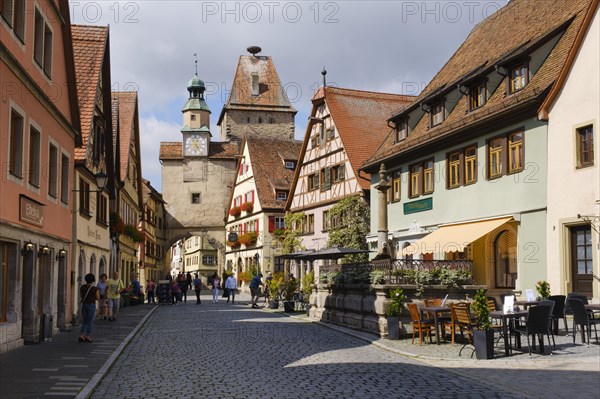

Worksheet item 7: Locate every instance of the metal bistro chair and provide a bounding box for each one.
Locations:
[512,305,553,356]
[547,295,566,335]
[564,293,589,333]
[567,298,600,346]
[538,300,556,348]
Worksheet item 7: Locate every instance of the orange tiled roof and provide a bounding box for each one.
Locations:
[71,25,107,162]
[364,0,595,169]
[218,54,296,124]
[112,91,138,181]
[246,136,302,209]
[322,87,415,190]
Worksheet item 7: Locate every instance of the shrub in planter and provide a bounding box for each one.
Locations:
[385,288,405,340]
[472,289,494,359]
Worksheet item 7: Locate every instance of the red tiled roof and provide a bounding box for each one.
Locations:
[322,87,415,190]
[218,54,296,124]
[246,136,302,209]
[159,141,239,161]
[112,92,138,181]
[364,0,595,168]
[71,25,107,162]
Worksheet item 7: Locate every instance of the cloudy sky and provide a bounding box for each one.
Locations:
[69,0,507,190]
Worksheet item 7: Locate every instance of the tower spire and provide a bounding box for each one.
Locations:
[322,67,327,87]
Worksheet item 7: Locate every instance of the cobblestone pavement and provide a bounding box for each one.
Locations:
[88,295,599,399]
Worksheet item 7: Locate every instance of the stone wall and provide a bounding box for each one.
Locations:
[308,283,487,337]
[221,110,295,141]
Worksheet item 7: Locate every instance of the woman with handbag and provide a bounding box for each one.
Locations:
[79,273,100,343]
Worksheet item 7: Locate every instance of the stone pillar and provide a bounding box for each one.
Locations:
[375,163,391,258]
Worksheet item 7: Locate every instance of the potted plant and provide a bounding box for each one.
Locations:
[302,270,315,315]
[385,287,405,340]
[241,201,254,213]
[267,277,282,309]
[535,280,551,300]
[282,278,298,313]
[472,289,494,359]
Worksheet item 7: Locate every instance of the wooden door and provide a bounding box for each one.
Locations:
[570,226,593,298]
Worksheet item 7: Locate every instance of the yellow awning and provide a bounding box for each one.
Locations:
[402,217,513,255]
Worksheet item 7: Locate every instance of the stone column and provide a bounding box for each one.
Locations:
[375,163,391,258]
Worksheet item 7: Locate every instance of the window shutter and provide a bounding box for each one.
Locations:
[239,162,244,175]
[268,216,274,233]
[324,167,331,189]
[251,190,255,203]
[244,192,247,203]
[255,219,259,233]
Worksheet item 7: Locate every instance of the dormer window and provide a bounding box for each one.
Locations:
[395,119,408,142]
[251,73,259,96]
[509,63,528,93]
[276,191,288,201]
[285,161,295,169]
[431,102,444,126]
[469,82,486,110]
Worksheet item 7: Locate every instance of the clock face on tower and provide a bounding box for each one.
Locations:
[184,134,207,156]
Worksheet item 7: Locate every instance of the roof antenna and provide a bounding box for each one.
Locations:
[322,67,327,87]
[194,53,198,75]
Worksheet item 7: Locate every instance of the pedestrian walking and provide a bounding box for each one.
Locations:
[211,273,220,303]
[146,279,156,304]
[186,272,193,290]
[193,274,202,304]
[249,273,263,309]
[264,271,273,307]
[225,274,237,304]
[96,273,108,320]
[170,280,181,305]
[178,273,188,303]
[79,273,100,343]
[106,271,124,321]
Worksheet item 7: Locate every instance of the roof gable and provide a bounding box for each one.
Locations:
[71,25,108,162]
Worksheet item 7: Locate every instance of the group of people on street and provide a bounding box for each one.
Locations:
[169,272,203,305]
[78,271,125,343]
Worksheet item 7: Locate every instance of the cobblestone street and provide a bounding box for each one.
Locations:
[87,294,599,399]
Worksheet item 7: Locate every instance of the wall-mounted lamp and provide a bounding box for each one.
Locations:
[38,244,50,257]
[56,248,67,261]
[420,103,431,113]
[21,241,34,256]
[73,171,109,193]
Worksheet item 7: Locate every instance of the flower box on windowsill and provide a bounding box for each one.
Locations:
[240,201,254,213]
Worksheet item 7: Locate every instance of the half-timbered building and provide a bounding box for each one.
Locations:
[286,86,414,276]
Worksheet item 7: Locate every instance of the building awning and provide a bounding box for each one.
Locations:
[402,217,513,255]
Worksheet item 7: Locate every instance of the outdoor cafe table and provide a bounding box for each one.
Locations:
[422,306,450,345]
[489,310,528,357]
[515,300,539,309]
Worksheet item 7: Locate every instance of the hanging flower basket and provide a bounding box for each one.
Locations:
[238,232,258,247]
[229,206,241,217]
[240,201,254,213]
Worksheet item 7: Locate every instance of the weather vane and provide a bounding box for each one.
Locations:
[194,53,198,75]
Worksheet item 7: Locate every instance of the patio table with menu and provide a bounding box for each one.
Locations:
[422,306,450,345]
[515,300,539,309]
[489,309,528,356]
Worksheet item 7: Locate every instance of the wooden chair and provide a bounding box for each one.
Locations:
[444,303,462,346]
[407,303,436,345]
[451,303,477,356]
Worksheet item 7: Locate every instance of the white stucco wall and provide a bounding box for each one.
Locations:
[546,7,600,299]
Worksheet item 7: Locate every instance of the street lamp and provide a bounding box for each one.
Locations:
[73,171,109,192]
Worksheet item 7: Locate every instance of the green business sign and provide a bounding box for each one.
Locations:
[403,197,433,215]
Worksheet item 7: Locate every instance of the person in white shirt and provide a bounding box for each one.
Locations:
[225,274,238,304]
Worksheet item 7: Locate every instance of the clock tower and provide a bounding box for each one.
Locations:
[182,73,211,157]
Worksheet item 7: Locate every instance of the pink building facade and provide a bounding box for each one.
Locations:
[0,0,81,351]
